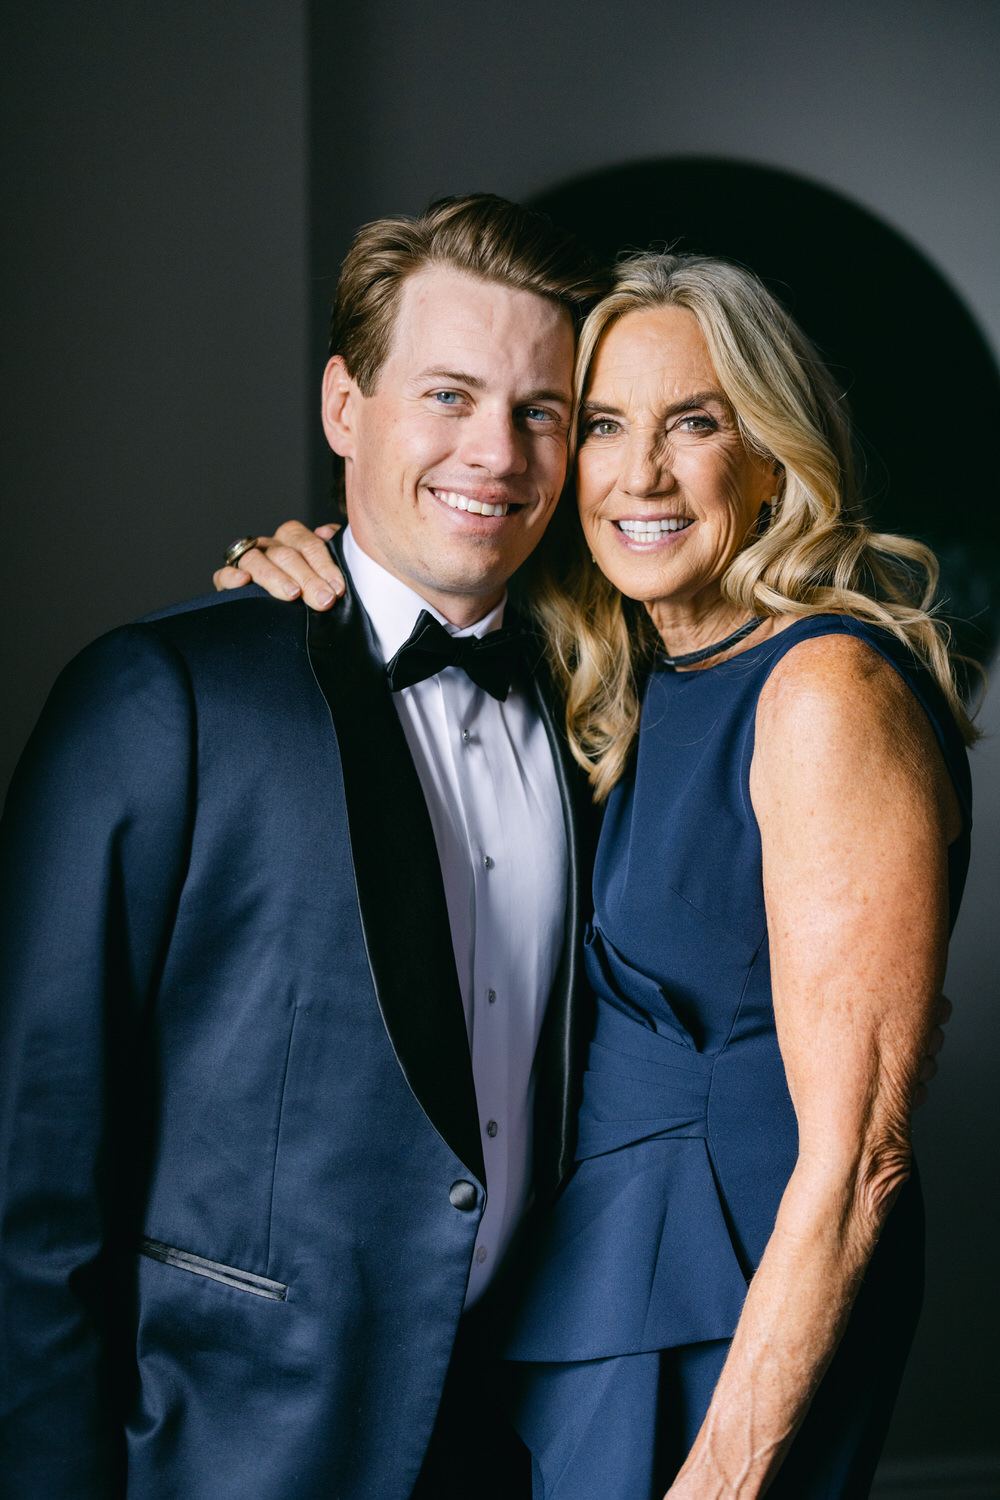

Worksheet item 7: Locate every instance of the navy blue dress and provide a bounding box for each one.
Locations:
[504,616,972,1499]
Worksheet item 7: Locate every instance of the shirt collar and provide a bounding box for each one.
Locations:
[342,527,508,663]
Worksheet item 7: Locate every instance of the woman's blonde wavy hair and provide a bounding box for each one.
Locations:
[528,251,978,800]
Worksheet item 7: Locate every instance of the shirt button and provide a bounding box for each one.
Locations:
[483,855,494,869]
[487,989,496,1004]
[475,1246,488,1264]
[462,728,470,743]
[486,1120,498,1138]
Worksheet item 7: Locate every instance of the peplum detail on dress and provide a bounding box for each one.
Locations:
[503,942,750,1360]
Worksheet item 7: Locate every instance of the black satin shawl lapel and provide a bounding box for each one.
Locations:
[520,640,596,1206]
[306,539,484,1186]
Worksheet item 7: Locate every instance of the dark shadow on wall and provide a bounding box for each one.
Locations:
[531,158,1000,667]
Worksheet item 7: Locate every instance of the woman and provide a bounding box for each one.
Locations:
[218,253,973,1499]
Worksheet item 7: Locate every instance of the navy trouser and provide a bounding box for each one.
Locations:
[412,1320,532,1500]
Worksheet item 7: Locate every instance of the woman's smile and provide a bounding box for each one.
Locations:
[613,514,695,543]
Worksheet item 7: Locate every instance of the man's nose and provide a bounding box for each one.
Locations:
[460,409,528,476]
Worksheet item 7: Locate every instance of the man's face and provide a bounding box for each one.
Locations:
[324,265,576,625]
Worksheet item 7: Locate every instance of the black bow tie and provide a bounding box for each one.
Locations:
[384,610,524,701]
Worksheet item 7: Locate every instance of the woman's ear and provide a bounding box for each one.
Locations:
[321,356,356,458]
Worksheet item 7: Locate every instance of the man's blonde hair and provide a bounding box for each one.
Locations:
[326,194,608,509]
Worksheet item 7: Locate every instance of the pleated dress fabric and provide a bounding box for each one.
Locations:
[503,615,972,1500]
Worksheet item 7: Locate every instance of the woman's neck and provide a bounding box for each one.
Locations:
[647,598,798,671]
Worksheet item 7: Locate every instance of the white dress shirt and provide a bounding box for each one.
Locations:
[343,529,568,1304]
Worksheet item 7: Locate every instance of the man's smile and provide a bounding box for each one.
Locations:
[429,486,524,519]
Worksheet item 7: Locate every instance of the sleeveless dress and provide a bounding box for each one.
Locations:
[502,616,973,1500]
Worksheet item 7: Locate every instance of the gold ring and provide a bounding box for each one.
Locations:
[223,536,260,569]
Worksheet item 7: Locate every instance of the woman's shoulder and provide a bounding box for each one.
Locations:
[756,613,955,719]
[763,613,901,681]
[756,622,913,744]
[765,610,903,656]
[757,614,935,736]
[702,615,911,745]
[753,614,968,836]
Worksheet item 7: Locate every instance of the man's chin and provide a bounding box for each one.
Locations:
[405,552,520,622]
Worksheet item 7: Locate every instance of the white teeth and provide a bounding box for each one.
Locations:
[618,517,692,539]
[436,490,509,517]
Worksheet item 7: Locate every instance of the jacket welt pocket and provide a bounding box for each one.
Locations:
[139,1237,287,1301]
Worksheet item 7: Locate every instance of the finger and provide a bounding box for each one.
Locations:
[265,521,345,608]
[912,1083,929,1109]
[272,519,344,580]
[213,565,252,593]
[935,994,953,1026]
[228,544,304,601]
[313,522,341,540]
[253,542,341,609]
[925,1026,945,1058]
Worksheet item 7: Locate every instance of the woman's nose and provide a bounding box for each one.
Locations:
[620,430,672,497]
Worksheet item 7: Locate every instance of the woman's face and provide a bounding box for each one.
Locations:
[576,304,775,633]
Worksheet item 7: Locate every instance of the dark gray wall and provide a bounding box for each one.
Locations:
[3,1,998,1491]
[1,0,311,787]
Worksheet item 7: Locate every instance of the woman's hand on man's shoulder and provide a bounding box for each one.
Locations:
[213,521,345,611]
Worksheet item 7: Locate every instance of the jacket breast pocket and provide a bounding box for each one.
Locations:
[139,1236,287,1301]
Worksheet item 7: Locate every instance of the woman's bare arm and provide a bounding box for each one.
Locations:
[214,520,345,610]
[664,634,961,1500]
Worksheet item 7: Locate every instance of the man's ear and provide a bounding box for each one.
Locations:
[322,355,357,458]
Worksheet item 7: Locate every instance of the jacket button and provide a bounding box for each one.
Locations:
[449,1181,478,1211]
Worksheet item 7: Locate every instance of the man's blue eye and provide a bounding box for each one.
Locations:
[434,391,459,404]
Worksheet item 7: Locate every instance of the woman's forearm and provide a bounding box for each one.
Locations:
[664,1152,904,1499]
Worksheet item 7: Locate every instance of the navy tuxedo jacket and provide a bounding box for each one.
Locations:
[0,558,593,1499]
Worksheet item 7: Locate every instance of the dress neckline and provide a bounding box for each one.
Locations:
[653,614,847,678]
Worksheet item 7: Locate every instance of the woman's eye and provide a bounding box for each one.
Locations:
[674,413,715,434]
[583,418,620,438]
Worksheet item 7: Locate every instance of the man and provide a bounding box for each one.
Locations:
[0,195,606,1499]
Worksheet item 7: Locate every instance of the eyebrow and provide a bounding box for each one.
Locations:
[414,368,573,405]
[580,389,728,417]
[416,366,487,389]
[526,388,574,407]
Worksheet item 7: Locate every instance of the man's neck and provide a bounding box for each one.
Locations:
[343,529,505,631]
[342,529,507,664]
